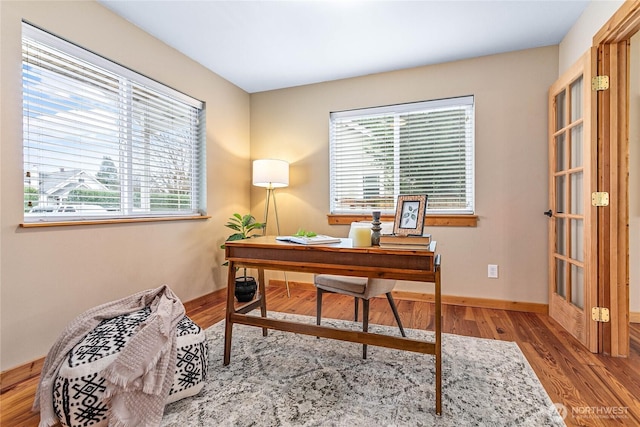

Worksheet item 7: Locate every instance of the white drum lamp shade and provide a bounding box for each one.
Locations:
[252,159,289,188]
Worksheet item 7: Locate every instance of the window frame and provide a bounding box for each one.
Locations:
[21,22,206,225]
[329,96,475,217]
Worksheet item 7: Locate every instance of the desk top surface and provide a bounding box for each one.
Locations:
[224,236,438,280]
[225,235,436,253]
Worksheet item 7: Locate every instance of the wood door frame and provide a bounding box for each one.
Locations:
[592,0,640,357]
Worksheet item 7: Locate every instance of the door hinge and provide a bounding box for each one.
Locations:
[591,192,609,206]
[592,75,609,91]
[591,307,610,322]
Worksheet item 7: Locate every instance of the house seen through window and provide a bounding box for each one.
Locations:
[330,96,474,215]
[22,22,206,223]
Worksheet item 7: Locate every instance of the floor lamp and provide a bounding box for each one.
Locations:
[253,159,291,296]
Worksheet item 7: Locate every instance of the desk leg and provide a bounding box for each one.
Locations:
[223,260,236,366]
[435,265,442,416]
[258,268,268,336]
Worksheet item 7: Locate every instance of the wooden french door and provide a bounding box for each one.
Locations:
[547,48,598,352]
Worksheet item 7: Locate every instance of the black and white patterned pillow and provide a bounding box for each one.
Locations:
[53,308,208,427]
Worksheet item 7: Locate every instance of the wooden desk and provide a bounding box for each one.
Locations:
[223,236,442,415]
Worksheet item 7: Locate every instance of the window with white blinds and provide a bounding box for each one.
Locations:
[330,96,474,214]
[22,22,206,223]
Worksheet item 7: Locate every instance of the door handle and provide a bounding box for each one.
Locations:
[544,210,553,217]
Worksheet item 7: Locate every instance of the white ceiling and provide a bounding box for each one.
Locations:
[98,0,589,93]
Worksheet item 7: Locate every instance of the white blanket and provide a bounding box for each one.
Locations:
[33,285,185,427]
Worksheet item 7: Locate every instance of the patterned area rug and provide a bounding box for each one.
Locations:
[162,312,565,426]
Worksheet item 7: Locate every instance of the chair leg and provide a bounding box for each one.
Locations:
[386,292,406,337]
[362,298,369,359]
[316,288,323,335]
[354,297,359,322]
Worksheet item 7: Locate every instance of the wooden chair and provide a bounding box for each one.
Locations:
[315,274,406,359]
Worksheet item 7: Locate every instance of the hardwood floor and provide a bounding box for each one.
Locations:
[2,286,639,427]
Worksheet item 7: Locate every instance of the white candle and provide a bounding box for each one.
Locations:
[351,227,372,247]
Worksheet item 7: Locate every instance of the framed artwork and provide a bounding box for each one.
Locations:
[393,194,428,236]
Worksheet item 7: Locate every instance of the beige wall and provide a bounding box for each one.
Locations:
[250,46,558,302]
[0,1,251,371]
[558,0,624,75]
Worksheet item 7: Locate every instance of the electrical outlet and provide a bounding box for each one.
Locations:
[488,264,498,279]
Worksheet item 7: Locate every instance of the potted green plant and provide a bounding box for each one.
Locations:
[220,213,265,302]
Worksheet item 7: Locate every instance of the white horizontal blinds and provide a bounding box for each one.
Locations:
[22,23,205,221]
[330,96,474,214]
[398,102,474,211]
[330,113,397,212]
[22,27,122,216]
[128,83,201,214]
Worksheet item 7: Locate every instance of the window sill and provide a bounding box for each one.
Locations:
[327,214,478,227]
[20,215,211,228]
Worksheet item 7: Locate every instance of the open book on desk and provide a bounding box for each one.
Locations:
[276,235,341,245]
